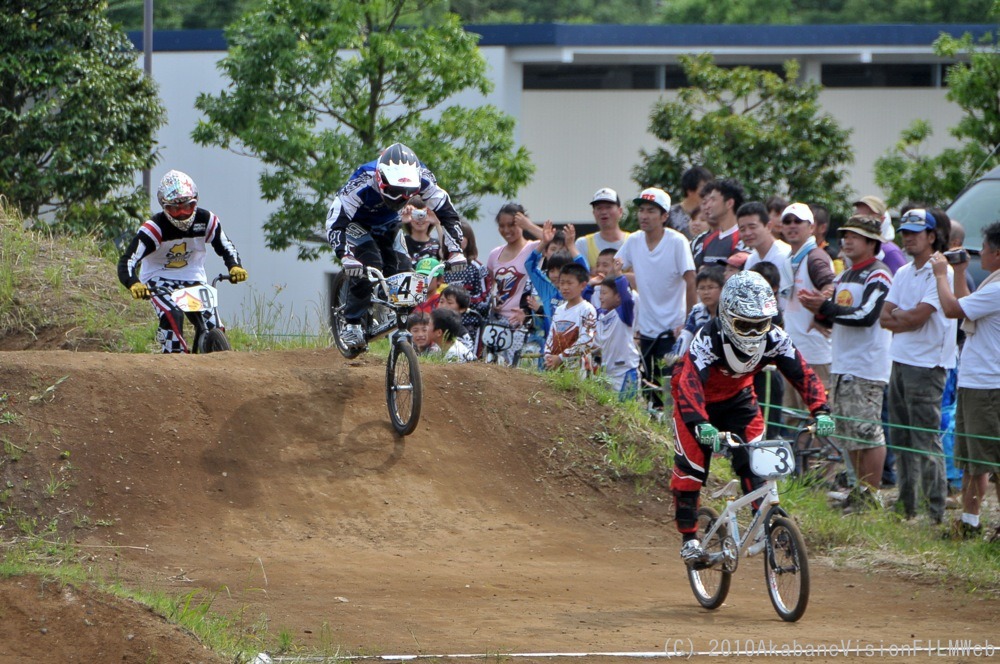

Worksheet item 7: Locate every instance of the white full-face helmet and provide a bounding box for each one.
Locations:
[718,270,778,356]
[157,170,199,230]
[374,143,421,211]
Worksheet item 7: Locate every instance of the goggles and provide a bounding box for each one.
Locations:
[164,198,197,212]
[731,316,772,336]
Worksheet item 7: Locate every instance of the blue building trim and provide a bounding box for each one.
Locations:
[128,24,994,52]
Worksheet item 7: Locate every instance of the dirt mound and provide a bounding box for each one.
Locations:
[1,348,998,662]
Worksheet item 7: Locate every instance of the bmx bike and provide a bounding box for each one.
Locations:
[686,425,816,622]
[330,266,425,436]
[149,274,234,354]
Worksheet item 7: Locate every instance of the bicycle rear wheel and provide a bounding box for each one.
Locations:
[764,515,810,622]
[330,272,365,359]
[687,506,732,610]
[793,429,851,490]
[386,339,422,435]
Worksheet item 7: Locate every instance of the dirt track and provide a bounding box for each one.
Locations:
[0,349,996,663]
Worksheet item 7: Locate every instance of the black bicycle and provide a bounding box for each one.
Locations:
[330,266,424,435]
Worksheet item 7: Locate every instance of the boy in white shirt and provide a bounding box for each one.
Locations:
[429,308,476,363]
[595,273,641,399]
[544,262,597,375]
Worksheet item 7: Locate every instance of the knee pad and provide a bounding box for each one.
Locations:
[673,490,701,534]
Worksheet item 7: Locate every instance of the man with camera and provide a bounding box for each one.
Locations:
[879,208,956,524]
[932,221,1000,541]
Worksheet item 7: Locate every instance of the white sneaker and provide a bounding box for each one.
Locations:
[680,539,705,563]
[341,323,366,349]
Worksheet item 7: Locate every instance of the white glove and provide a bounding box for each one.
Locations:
[445,254,467,272]
[341,255,365,277]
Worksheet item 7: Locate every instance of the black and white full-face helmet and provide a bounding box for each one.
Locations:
[719,271,778,355]
[157,170,199,231]
[375,143,421,211]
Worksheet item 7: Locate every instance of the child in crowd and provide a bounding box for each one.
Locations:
[588,247,618,309]
[443,219,490,335]
[672,265,725,357]
[544,263,597,374]
[430,307,477,363]
[403,197,443,264]
[595,272,641,399]
[414,256,447,314]
[439,285,477,350]
[723,251,750,281]
[406,312,439,355]
[526,220,591,339]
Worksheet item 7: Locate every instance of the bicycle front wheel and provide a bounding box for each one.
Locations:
[764,515,810,622]
[386,339,422,435]
[196,328,231,353]
[687,506,732,610]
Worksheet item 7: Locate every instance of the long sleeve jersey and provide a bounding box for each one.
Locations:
[117,209,242,287]
[325,161,462,259]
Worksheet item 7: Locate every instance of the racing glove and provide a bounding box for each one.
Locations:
[341,255,365,278]
[695,423,719,450]
[229,266,248,283]
[129,282,151,300]
[814,413,835,437]
[445,253,468,272]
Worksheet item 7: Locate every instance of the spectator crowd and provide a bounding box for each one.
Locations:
[397,169,1000,544]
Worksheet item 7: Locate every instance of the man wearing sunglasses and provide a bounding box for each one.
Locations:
[325,143,466,349]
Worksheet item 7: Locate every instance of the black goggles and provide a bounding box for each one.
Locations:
[732,316,771,336]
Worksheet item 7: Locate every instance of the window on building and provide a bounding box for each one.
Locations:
[523,65,660,90]
[821,64,936,87]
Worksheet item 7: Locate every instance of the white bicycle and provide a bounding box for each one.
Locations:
[686,425,814,622]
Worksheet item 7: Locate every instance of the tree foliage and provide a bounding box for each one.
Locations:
[659,0,993,25]
[874,28,1000,208]
[634,54,853,215]
[106,0,256,30]
[193,0,533,260]
[0,0,164,235]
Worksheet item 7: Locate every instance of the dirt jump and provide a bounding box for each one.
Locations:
[0,348,996,663]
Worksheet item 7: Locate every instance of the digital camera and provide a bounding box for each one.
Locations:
[411,209,428,221]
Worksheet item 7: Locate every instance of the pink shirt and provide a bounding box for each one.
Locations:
[486,241,539,325]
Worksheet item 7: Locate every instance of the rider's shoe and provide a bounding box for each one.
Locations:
[680,539,707,565]
[342,323,366,349]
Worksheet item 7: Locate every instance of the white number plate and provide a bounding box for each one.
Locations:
[481,323,514,351]
[749,442,796,479]
[170,284,218,313]
[385,272,425,306]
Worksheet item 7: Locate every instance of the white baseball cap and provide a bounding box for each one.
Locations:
[590,187,620,206]
[780,202,814,224]
[633,187,671,212]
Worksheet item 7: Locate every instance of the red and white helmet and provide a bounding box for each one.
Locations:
[374,143,421,211]
[157,170,199,230]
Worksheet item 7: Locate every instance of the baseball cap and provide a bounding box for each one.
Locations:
[780,202,814,224]
[852,195,887,218]
[415,256,443,277]
[590,187,621,206]
[725,251,750,269]
[633,187,671,212]
[838,215,883,242]
[898,208,936,233]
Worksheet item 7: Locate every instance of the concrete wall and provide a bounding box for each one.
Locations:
[518,88,964,223]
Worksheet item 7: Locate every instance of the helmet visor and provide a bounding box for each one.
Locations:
[731,316,771,337]
[381,183,418,202]
[164,198,197,218]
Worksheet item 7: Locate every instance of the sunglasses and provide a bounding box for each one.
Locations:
[732,316,772,336]
[781,216,809,225]
[899,213,928,226]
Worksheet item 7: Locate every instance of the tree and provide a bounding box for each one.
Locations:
[874,28,1000,208]
[0,0,164,235]
[658,0,993,25]
[106,0,256,31]
[192,0,533,260]
[634,54,853,215]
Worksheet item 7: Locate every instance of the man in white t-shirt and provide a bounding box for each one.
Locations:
[931,220,1000,541]
[576,187,630,272]
[737,201,793,304]
[879,208,956,524]
[616,187,696,410]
